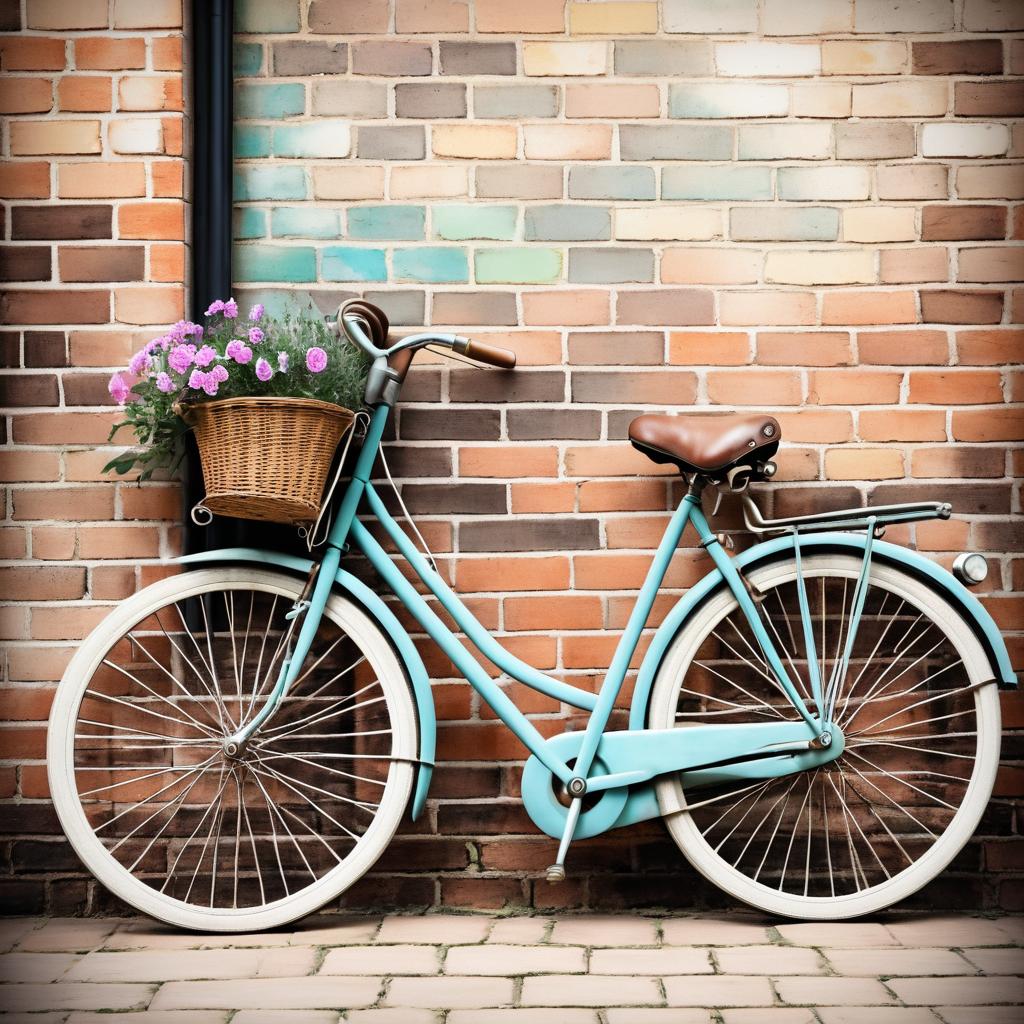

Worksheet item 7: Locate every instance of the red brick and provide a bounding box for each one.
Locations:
[0,36,67,71]
[809,370,902,405]
[908,370,1004,405]
[0,162,50,199]
[858,330,949,365]
[57,75,112,112]
[74,37,146,71]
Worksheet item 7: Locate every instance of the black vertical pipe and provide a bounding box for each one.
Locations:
[187,0,233,555]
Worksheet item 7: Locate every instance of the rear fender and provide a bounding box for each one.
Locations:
[629,532,1017,731]
[178,547,436,820]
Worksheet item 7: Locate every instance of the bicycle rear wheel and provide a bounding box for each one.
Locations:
[48,567,417,932]
[648,553,1001,919]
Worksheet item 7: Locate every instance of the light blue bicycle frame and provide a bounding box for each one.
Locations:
[197,397,1013,850]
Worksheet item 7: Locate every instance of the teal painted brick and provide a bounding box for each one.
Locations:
[233,165,307,201]
[273,121,351,158]
[322,247,387,282]
[234,244,316,283]
[233,208,266,240]
[393,247,469,284]
[476,248,562,284]
[235,83,305,120]
[620,125,733,161]
[348,206,426,241]
[233,42,263,77]
[525,205,610,242]
[234,124,271,159]
[230,288,303,319]
[662,165,773,201]
[568,166,656,201]
[271,206,341,239]
[235,0,300,33]
[434,205,517,241]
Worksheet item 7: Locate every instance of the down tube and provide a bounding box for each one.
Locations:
[349,518,575,784]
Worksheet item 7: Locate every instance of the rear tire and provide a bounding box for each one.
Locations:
[648,553,1001,920]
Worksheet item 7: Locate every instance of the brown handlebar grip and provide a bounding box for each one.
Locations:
[464,340,516,369]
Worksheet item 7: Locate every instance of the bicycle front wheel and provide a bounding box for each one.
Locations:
[48,567,417,932]
[648,553,1001,919]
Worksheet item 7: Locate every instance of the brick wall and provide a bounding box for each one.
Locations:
[1,0,1022,916]
[0,0,187,913]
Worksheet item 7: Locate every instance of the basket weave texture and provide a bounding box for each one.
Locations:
[181,396,355,525]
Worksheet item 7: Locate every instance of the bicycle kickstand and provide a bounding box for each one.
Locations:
[546,797,583,883]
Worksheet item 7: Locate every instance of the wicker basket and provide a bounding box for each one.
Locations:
[179,396,355,526]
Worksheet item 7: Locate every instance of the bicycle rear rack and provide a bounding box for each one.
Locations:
[741,492,952,536]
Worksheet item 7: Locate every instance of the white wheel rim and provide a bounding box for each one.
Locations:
[650,555,1000,920]
[48,569,416,932]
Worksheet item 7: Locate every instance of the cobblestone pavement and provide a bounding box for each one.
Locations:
[0,913,1022,1022]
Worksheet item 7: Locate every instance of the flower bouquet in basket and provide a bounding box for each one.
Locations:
[105,298,369,526]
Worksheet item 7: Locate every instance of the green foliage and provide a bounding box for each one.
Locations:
[104,300,369,480]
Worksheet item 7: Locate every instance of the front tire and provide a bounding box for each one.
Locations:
[648,553,1001,920]
[48,567,417,932]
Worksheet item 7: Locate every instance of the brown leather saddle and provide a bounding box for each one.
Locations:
[629,412,781,477]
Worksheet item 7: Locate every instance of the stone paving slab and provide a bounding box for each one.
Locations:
[0,913,1019,1018]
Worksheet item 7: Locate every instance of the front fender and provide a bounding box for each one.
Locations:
[178,547,435,820]
[629,532,1017,731]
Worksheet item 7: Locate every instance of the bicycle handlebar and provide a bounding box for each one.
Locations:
[453,338,517,369]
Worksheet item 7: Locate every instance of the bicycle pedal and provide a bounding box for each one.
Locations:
[545,864,566,884]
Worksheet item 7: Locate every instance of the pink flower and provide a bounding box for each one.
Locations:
[255,357,273,382]
[193,345,217,368]
[168,343,196,374]
[202,375,220,396]
[225,339,253,364]
[155,372,174,393]
[128,349,150,376]
[277,352,289,372]
[223,297,239,318]
[248,303,264,322]
[204,299,225,317]
[108,373,131,405]
[209,364,228,383]
[188,369,206,390]
[146,335,169,354]
[305,347,328,373]
[248,327,264,345]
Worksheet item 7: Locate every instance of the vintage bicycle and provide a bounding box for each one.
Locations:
[48,300,1015,931]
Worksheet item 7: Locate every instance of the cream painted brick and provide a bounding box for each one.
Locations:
[433,125,517,160]
[390,164,468,198]
[791,83,851,118]
[844,207,917,242]
[722,1013,817,1024]
[884,916,1019,947]
[716,43,821,78]
[664,976,775,1007]
[65,947,314,982]
[662,919,772,946]
[313,166,385,200]
[0,952,79,983]
[444,944,585,975]
[449,1013,600,1024]
[375,916,490,945]
[18,920,119,953]
[569,2,658,34]
[616,207,722,241]
[27,0,107,29]
[921,123,1010,158]
[738,124,832,160]
[664,0,758,34]
[720,290,816,326]
[964,0,1024,30]
[961,947,1024,974]
[109,119,164,155]
[822,41,907,75]
[763,0,852,34]
[855,0,954,32]
[524,42,608,77]
[877,164,948,201]
[151,977,382,1011]
[824,947,975,976]
[386,976,515,1009]
[607,1013,712,1024]
[670,83,788,119]
[521,975,662,1007]
[590,947,713,975]
[714,946,827,975]
[524,125,612,160]
[10,121,101,156]
[550,916,658,946]
[0,982,154,1013]
[852,81,949,118]
[816,1012,936,1024]
[320,944,438,975]
[956,164,1024,199]
[775,923,898,947]
[778,166,870,201]
[486,918,549,944]
[776,977,895,1006]
[112,0,181,28]
[662,247,761,284]
[766,249,876,285]
[290,917,382,945]
[889,976,1024,1006]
